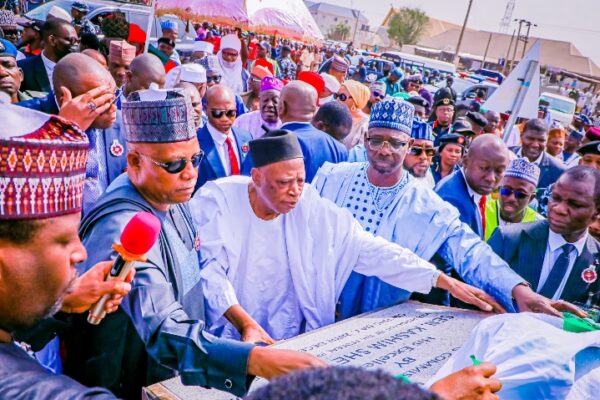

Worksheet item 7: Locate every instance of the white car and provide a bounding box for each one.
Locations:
[539,92,576,127]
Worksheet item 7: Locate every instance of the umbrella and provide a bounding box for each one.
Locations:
[247,0,323,42]
[156,0,249,26]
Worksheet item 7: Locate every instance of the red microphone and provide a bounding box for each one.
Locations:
[87,211,161,325]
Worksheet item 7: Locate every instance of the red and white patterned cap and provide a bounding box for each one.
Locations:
[0,105,89,220]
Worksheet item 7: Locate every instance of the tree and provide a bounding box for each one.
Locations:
[328,23,351,42]
[387,7,429,49]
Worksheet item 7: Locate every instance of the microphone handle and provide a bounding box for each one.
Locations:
[87,255,136,325]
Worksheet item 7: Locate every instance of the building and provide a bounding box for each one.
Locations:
[303,1,369,46]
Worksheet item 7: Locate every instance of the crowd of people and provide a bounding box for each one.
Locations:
[1,2,600,400]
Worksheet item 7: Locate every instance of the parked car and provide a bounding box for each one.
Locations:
[435,78,499,106]
[347,58,396,81]
[539,92,577,127]
[26,0,196,55]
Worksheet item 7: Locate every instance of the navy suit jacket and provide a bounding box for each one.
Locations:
[489,220,600,304]
[281,122,348,183]
[509,147,566,195]
[196,125,253,189]
[435,169,482,237]
[18,55,51,94]
[17,92,59,115]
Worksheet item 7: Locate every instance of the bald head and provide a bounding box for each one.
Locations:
[205,84,235,106]
[82,49,108,69]
[126,53,166,94]
[463,134,510,195]
[279,81,318,123]
[53,53,115,99]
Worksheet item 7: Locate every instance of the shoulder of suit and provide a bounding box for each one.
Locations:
[232,126,252,141]
[543,152,567,170]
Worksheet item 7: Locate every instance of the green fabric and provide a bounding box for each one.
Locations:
[392,91,410,100]
[562,312,600,333]
[394,374,411,383]
[484,199,542,241]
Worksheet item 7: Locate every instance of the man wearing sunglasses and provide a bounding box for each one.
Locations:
[67,88,322,398]
[483,158,543,241]
[18,19,78,94]
[196,84,253,189]
[315,98,581,321]
[403,119,436,189]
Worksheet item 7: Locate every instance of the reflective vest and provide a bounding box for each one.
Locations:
[484,199,543,241]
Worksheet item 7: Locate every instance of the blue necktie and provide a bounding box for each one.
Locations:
[540,243,575,298]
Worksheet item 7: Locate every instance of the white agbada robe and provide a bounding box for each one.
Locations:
[189,176,438,340]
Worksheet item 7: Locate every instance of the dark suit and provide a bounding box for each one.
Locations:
[509,147,566,198]
[489,220,600,304]
[435,169,483,237]
[196,125,253,189]
[281,122,348,183]
[16,92,59,114]
[18,55,51,94]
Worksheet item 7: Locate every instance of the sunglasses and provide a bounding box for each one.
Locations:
[207,75,222,83]
[366,136,409,151]
[334,93,352,102]
[372,91,385,100]
[499,187,530,200]
[138,152,204,174]
[409,146,435,157]
[210,109,237,119]
[52,35,80,45]
[3,30,20,36]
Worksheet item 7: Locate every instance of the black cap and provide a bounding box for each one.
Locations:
[17,17,43,32]
[578,141,600,156]
[249,130,304,168]
[158,37,176,48]
[434,88,455,107]
[407,95,429,109]
[452,119,476,136]
[466,111,488,128]
[71,1,89,12]
[439,133,466,148]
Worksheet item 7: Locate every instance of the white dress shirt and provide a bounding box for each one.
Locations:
[206,122,240,175]
[41,51,56,92]
[516,148,544,166]
[538,229,588,300]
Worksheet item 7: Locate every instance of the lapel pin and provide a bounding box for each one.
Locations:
[110,139,124,157]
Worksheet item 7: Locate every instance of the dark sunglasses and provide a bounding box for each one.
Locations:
[366,136,409,151]
[138,152,204,174]
[499,187,530,200]
[372,91,385,100]
[3,30,20,36]
[52,35,80,45]
[207,75,222,83]
[409,146,435,157]
[210,109,237,119]
[334,93,352,102]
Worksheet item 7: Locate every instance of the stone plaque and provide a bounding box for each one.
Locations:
[144,301,488,400]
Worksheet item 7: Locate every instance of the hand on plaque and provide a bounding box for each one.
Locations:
[429,362,502,400]
[436,274,506,313]
[241,322,276,346]
[247,347,327,381]
[512,283,587,318]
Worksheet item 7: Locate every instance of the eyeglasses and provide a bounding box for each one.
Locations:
[210,109,237,119]
[3,30,20,36]
[138,152,204,174]
[206,75,222,83]
[366,136,409,151]
[372,91,385,100]
[52,35,80,45]
[409,146,435,157]
[334,93,352,102]
[499,187,531,200]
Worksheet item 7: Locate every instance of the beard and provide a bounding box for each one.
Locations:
[42,272,79,320]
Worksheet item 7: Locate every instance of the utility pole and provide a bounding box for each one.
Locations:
[521,20,537,58]
[482,32,493,68]
[502,28,516,75]
[509,19,524,72]
[453,0,474,66]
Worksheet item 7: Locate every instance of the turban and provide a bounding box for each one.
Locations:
[221,34,241,53]
[342,80,370,110]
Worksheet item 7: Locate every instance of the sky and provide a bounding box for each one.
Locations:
[324,0,600,66]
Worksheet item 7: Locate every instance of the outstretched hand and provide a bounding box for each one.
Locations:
[436,274,506,313]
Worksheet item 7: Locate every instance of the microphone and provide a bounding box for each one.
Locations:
[87,211,161,325]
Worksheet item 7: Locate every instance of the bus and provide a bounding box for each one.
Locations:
[380,51,456,76]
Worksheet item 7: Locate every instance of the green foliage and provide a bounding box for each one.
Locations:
[387,7,429,48]
[328,23,352,41]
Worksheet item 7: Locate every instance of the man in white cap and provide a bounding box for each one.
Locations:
[218,34,249,95]
[165,63,207,97]
[192,40,214,62]
[320,72,340,104]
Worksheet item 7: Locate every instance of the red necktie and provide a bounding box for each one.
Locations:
[225,136,240,175]
[478,195,487,237]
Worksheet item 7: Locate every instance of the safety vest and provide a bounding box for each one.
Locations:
[484,199,543,241]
